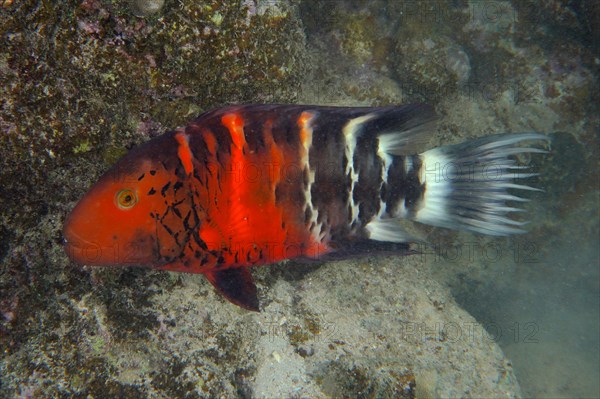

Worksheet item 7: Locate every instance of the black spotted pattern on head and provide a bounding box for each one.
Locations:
[160,181,171,197]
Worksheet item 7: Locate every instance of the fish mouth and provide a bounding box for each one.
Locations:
[63,222,156,267]
[63,224,106,265]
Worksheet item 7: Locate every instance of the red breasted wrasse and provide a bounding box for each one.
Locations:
[63,105,548,311]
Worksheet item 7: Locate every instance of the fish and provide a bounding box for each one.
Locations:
[63,104,549,311]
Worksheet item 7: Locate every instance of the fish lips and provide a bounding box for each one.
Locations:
[62,221,113,266]
[63,218,160,267]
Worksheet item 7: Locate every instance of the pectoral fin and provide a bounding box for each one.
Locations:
[204,267,259,311]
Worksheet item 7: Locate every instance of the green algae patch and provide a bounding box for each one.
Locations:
[73,140,92,154]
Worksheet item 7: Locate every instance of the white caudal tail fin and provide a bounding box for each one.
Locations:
[412,133,550,236]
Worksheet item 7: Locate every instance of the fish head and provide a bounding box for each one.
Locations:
[63,136,185,267]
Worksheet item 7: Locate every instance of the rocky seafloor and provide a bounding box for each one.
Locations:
[1,1,598,398]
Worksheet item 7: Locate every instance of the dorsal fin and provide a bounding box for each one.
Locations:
[204,267,259,311]
[371,104,438,155]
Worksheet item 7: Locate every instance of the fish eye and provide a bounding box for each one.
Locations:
[116,189,137,209]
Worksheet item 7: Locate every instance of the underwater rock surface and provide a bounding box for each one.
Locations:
[129,0,165,18]
[1,0,598,398]
[2,212,521,397]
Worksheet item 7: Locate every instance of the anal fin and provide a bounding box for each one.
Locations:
[365,218,425,243]
[204,267,259,311]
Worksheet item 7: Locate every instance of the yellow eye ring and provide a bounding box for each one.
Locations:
[116,189,137,209]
